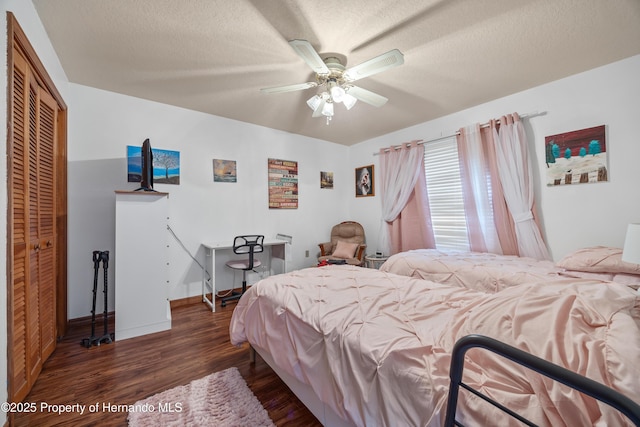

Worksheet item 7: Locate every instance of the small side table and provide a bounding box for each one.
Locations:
[364,254,389,269]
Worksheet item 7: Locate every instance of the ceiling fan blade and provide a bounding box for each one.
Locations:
[347,86,388,107]
[260,82,318,94]
[344,49,404,81]
[289,39,330,75]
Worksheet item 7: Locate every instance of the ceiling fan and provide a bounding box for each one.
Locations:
[261,40,404,124]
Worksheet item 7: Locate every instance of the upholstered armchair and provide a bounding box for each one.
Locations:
[318,221,366,266]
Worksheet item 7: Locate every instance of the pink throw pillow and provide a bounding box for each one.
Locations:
[332,241,359,259]
[556,246,640,275]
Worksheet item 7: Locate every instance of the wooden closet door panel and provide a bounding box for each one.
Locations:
[37,89,58,358]
[10,49,30,401]
[27,75,43,382]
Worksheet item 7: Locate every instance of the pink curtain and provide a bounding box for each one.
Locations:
[481,123,519,255]
[457,123,519,255]
[457,115,547,259]
[457,124,500,254]
[387,165,436,254]
[379,142,435,255]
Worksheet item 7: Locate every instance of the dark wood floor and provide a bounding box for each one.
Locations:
[12,297,323,427]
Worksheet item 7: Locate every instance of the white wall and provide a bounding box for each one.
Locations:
[349,55,640,261]
[67,83,350,319]
[1,0,70,421]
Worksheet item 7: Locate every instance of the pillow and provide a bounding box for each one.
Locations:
[332,240,360,259]
[556,246,640,275]
[560,270,615,281]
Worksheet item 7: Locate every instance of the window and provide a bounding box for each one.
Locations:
[423,138,470,251]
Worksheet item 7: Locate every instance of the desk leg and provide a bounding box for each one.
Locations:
[202,248,216,312]
[270,243,289,274]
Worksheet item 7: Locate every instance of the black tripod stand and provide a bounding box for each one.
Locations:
[82,250,114,348]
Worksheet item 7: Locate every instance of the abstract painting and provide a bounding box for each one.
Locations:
[545,125,607,186]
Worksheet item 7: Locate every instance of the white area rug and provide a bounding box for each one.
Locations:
[128,367,275,426]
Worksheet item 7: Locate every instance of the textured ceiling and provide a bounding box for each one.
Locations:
[33,0,640,146]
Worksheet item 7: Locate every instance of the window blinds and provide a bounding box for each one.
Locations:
[423,138,470,251]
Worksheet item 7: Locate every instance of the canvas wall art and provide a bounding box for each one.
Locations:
[213,159,237,182]
[355,165,374,197]
[320,171,333,189]
[545,125,607,186]
[127,145,181,185]
[268,158,298,209]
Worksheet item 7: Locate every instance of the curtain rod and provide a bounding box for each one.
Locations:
[374,111,546,155]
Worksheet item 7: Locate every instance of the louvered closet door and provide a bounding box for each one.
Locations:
[36,89,58,361]
[11,45,30,402]
[26,59,43,388]
[11,44,58,402]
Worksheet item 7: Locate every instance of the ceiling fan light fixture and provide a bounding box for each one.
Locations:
[306,94,322,111]
[321,100,334,117]
[311,97,326,118]
[328,80,346,103]
[342,93,357,110]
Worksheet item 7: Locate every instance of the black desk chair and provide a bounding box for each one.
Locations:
[221,235,264,307]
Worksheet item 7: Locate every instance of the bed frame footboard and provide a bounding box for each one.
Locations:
[444,334,640,426]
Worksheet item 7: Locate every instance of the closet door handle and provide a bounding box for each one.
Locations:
[46,240,53,248]
[33,243,40,252]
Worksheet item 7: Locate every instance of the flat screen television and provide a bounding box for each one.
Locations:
[135,138,156,192]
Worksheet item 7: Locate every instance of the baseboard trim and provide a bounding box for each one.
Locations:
[169,295,204,309]
[68,288,251,324]
[68,311,115,326]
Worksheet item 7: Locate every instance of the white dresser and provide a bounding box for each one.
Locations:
[114,191,171,340]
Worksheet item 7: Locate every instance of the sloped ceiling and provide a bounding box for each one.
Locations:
[33,0,640,145]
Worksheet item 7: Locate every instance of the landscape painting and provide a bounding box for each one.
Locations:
[213,159,237,182]
[127,145,181,185]
[544,125,607,186]
[320,171,333,189]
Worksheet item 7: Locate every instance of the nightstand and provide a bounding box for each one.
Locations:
[364,254,389,269]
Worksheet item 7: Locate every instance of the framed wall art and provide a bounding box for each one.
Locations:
[355,165,374,197]
[268,158,298,209]
[213,159,237,182]
[320,171,333,189]
[545,125,607,186]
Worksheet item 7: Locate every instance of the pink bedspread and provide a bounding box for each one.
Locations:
[380,249,566,292]
[230,265,640,426]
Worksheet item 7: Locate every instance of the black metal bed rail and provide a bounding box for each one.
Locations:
[443,334,640,427]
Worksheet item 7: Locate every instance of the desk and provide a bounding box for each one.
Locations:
[201,237,290,311]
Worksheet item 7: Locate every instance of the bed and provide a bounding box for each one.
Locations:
[229,264,640,426]
[379,246,640,293]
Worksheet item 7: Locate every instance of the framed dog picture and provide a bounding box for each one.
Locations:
[355,165,374,197]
